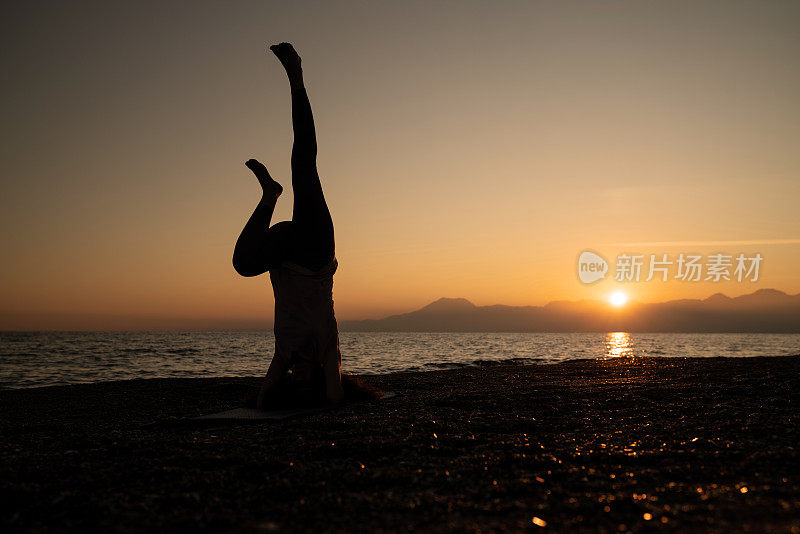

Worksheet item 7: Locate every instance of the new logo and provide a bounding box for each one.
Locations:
[577,251,608,284]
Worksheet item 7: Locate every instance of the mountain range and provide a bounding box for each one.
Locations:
[339,289,800,333]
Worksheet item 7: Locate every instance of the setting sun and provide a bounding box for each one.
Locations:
[609,291,628,307]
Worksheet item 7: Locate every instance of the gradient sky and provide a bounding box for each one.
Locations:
[2,0,799,329]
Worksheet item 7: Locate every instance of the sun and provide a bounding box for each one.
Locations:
[609,291,628,307]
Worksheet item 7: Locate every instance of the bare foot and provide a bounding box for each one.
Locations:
[269,42,303,86]
[245,159,282,198]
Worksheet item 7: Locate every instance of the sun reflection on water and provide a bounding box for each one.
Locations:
[606,332,633,358]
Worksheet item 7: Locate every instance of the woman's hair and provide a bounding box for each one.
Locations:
[341,374,384,401]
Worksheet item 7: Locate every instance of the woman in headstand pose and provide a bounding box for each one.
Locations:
[233,43,344,407]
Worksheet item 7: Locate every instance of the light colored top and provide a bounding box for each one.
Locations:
[269,257,341,375]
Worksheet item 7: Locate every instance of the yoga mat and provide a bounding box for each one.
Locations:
[194,405,339,421]
[145,392,396,428]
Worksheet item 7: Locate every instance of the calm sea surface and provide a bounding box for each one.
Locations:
[1,331,799,389]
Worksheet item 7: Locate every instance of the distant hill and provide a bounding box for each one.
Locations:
[340,289,800,333]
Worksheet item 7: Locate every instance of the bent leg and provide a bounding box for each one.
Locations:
[232,159,290,276]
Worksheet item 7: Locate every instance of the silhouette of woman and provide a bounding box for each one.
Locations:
[233,43,344,407]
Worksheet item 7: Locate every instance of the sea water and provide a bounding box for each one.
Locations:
[1,331,798,389]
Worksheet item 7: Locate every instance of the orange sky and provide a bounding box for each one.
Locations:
[1,1,799,330]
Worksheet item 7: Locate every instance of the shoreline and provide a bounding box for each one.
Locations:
[2,356,799,532]
[4,349,800,392]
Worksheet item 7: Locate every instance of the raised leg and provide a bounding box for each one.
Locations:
[270,43,334,271]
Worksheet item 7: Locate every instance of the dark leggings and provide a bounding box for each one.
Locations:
[264,88,335,271]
